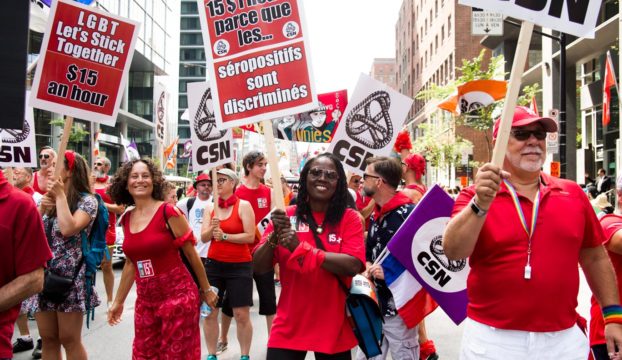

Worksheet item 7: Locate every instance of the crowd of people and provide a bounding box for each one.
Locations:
[3,106,622,360]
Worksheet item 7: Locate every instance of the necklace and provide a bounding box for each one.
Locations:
[316,222,324,234]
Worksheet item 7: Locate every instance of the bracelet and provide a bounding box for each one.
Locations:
[603,304,622,325]
[199,288,211,294]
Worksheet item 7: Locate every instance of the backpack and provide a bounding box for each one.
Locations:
[80,192,109,328]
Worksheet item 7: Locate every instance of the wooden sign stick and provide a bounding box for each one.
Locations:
[54,116,74,178]
[262,120,285,210]
[491,21,535,167]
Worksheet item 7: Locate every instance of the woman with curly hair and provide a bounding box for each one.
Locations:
[36,151,99,360]
[107,159,217,359]
[253,153,365,359]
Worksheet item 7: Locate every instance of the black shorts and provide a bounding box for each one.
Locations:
[221,268,277,317]
[267,348,351,360]
[205,258,253,309]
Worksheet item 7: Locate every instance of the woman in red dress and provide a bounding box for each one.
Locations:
[107,159,217,360]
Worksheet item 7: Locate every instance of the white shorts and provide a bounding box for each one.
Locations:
[460,317,589,360]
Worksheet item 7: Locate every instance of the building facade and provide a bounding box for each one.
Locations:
[395,0,490,186]
[370,58,398,90]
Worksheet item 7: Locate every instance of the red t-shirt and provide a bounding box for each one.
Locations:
[122,203,186,278]
[589,214,622,346]
[236,183,271,248]
[259,206,365,354]
[0,173,52,358]
[95,186,117,245]
[207,199,251,263]
[451,173,604,332]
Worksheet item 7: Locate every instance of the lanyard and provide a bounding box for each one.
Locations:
[502,179,542,280]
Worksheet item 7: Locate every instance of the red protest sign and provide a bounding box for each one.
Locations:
[29,0,139,126]
[197,0,317,129]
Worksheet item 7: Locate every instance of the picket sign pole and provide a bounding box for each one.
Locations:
[212,168,220,219]
[491,21,535,167]
[54,116,74,178]
[262,120,285,210]
[3,129,13,184]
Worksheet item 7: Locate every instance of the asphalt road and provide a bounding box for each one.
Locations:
[11,261,594,359]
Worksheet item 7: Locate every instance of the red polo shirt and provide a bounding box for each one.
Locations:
[0,173,52,358]
[452,173,603,332]
[589,214,622,346]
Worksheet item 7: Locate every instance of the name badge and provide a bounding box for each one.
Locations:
[258,198,268,209]
[136,260,155,278]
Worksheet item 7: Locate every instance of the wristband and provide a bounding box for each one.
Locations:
[603,304,622,325]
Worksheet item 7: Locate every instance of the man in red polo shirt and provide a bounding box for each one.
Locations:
[0,171,52,360]
[443,106,622,359]
[590,177,622,360]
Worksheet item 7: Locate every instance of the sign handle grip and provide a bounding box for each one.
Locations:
[262,120,285,210]
[212,168,220,219]
[491,21,534,167]
[54,116,74,179]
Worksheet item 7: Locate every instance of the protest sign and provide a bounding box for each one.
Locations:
[459,0,602,38]
[328,74,413,175]
[196,0,317,129]
[187,81,234,172]
[0,94,37,167]
[29,0,139,126]
[154,76,169,145]
[240,90,347,143]
[387,185,468,325]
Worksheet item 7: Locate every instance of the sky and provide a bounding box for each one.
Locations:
[302,0,403,95]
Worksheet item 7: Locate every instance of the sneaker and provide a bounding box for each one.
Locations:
[420,340,439,360]
[12,337,34,352]
[31,338,42,359]
[240,356,250,360]
[216,341,227,354]
[274,280,281,287]
[206,355,217,360]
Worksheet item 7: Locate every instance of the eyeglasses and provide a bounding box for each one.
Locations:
[216,178,230,185]
[39,154,50,159]
[94,162,104,166]
[510,129,547,141]
[309,167,339,181]
[351,178,361,184]
[363,173,381,181]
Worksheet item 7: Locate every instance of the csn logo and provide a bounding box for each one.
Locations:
[282,21,299,39]
[213,40,230,56]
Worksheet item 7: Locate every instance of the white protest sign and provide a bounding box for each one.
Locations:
[328,73,414,175]
[459,0,602,38]
[188,81,234,172]
[154,76,168,145]
[0,95,37,167]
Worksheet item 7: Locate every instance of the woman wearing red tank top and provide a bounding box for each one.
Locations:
[107,159,217,360]
[401,153,428,204]
[200,168,256,360]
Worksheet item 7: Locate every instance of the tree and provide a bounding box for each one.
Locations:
[49,119,89,151]
[411,122,473,179]
[416,49,541,158]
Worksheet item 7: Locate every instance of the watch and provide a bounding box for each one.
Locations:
[469,197,488,217]
[222,233,228,241]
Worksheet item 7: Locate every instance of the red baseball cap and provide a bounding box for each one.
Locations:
[193,173,211,188]
[493,106,558,139]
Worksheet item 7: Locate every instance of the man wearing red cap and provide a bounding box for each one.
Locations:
[178,172,213,262]
[444,106,622,359]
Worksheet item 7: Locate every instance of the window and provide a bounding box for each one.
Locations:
[441,26,445,42]
[180,33,203,46]
[448,15,452,36]
[181,17,201,30]
[435,0,438,17]
[179,64,206,77]
[180,49,205,61]
[181,2,198,15]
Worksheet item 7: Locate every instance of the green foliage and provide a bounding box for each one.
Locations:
[411,123,473,169]
[49,119,89,144]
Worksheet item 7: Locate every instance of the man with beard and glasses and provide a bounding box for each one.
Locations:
[31,146,56,196]
[443,106,622,359]
[92,157,125,309]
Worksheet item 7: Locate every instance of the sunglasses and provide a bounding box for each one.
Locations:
[216,178,230,185]
[510,129,547,141]
[363,173,382,181]
[94,162,104,166]
[309,167,339,181]
[39,154,50,159]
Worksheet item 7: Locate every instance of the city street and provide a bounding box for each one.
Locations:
[12,260,595,359]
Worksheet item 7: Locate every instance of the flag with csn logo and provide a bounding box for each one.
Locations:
[386,185,468,325]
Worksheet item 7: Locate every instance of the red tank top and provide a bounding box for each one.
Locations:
[207,199,251,263]
[405,183,427,196]
[95,186,117,245]
[33,171,46,195]
[122,203,183,277]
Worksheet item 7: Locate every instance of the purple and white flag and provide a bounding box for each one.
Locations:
[387,185,469,325]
